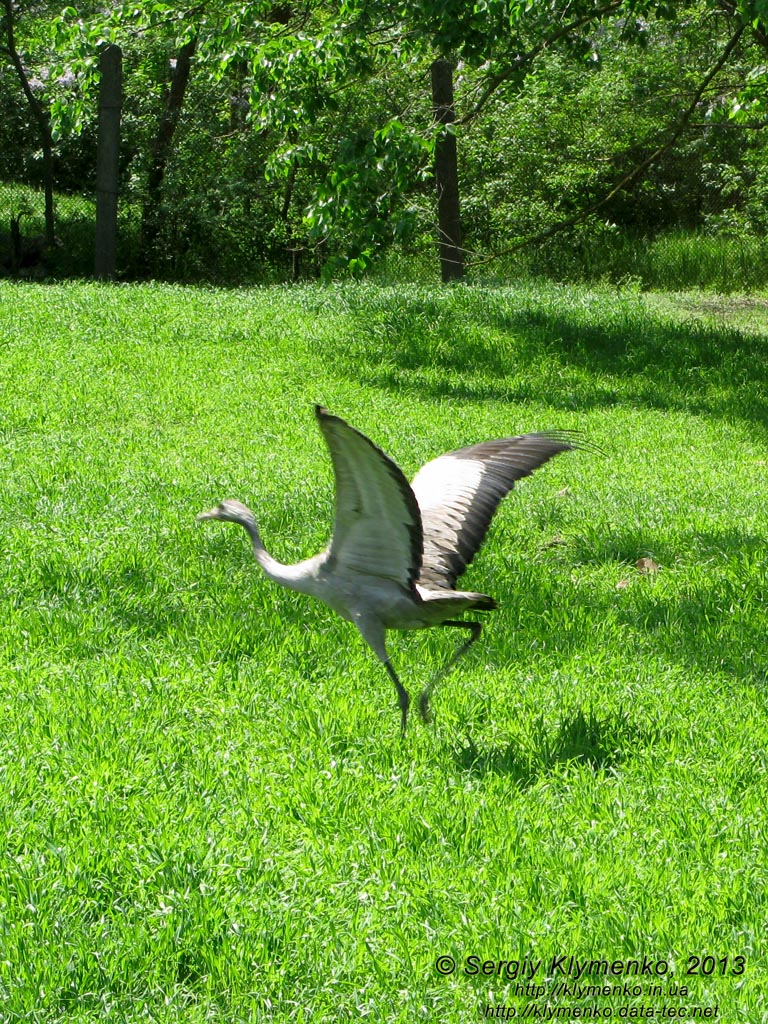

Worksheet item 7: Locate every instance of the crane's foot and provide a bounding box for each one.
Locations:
[385,659,410,734]
[396,681,410,734]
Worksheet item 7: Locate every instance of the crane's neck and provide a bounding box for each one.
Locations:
[240,517,321,597]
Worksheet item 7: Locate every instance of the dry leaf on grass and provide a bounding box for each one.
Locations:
[636,557,660,574]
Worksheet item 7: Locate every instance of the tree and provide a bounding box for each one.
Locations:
[55,1,649,278]
[140,35,197,265]
[2,0,55,244]
[45,0,768,282]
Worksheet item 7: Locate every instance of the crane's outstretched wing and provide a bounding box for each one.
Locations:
[411,431,580,590]
[315,406,423,588]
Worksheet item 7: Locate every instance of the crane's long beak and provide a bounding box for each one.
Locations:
[196,507,219,522]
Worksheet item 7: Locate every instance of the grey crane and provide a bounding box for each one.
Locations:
[198,405,584,732]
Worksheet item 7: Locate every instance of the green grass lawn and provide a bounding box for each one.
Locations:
[1,280,767,1022]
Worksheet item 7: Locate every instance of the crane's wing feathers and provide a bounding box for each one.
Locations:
[315,406,423,589]
[412,431,579,589]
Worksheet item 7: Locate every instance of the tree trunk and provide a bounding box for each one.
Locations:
[140,36,196,266]
[3,0,55,245]
[430,58,464,282]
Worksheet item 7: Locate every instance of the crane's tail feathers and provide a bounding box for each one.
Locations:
[417,589,497,614]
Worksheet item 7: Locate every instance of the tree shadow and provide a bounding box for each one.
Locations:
[435,518,767,780]
[564,524,768,572]
[33,553,189,649]
[452,707,655,785]
[336,289,768,429]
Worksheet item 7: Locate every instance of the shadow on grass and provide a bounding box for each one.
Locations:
[454,707,653,784]
[563,523,768,685]
[563,526,768,580]
[33,553,191,649]
[335,289,768,429]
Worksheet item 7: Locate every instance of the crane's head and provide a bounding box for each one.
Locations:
[196,498,256,528]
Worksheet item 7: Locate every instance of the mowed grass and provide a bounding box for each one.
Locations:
[1,280,767,1022]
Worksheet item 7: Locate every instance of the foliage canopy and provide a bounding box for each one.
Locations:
[3,0,768,280]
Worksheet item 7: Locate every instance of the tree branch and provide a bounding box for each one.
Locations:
[471,22,746,266]
[459,0,624,125]
[2,0,56,243]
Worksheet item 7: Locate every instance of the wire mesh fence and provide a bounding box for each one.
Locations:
[0,43,310,283]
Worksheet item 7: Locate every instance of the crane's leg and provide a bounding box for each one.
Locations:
[419,621,482,723]
[384,659,411,734]
[354,615,412,734]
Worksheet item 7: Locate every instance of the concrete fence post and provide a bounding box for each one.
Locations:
[95,44,122,279]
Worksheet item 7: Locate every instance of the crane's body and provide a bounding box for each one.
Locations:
[198,406,584,731]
